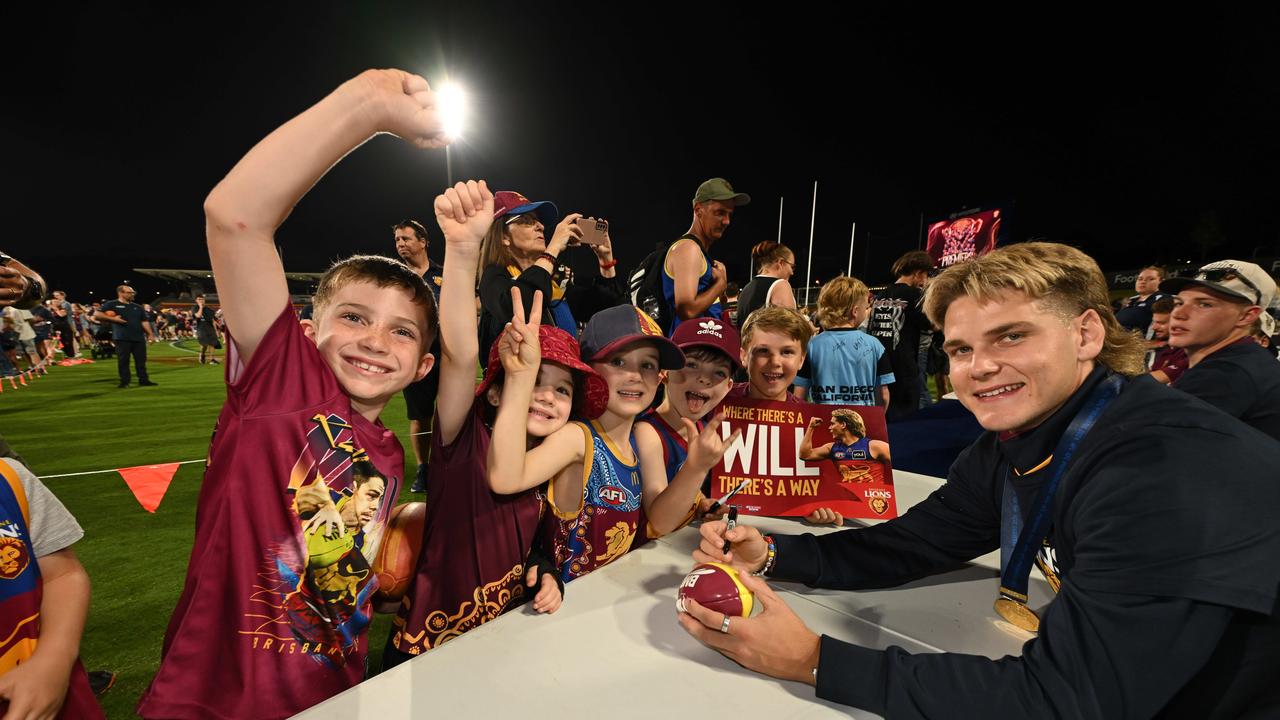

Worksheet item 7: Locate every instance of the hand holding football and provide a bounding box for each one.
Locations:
[676,562,754,618]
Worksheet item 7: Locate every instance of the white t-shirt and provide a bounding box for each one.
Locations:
[3,307,36,342]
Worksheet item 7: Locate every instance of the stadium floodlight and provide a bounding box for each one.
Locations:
[438,83,468,140]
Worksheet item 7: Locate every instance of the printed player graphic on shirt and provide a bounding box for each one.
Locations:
[243,412,393,668]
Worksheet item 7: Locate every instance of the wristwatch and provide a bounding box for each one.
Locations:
[12,274,44,310]
[0,252,45,309]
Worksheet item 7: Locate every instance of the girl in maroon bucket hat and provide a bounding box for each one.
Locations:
[385,183,606,669]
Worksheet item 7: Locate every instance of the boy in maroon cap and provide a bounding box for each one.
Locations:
[635,316,741,530]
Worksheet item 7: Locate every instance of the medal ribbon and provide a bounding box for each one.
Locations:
[998,374,1122,603]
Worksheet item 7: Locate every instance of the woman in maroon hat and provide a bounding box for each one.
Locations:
[384,186,610,669]
[475,191,627,366]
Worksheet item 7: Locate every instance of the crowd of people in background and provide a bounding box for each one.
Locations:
[0,282,228,388]
[4,67,1280,720]
[7,184,1280,718]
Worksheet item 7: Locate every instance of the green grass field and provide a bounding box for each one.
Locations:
[2,341,417,718]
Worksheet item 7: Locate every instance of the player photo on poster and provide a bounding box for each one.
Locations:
[711,398,896,519]
[926,208,1003,268]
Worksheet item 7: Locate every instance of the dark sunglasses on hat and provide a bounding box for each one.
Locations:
[1197,268,1262,305]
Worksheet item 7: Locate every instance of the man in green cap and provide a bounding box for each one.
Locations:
[661,178,750,335]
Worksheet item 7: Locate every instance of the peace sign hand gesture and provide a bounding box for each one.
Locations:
[497,287,544,378]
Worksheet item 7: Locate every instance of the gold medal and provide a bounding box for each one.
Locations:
[994,596,1040,633]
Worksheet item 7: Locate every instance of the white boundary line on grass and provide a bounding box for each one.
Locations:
[168,340,201,354]
[40,459,204,480]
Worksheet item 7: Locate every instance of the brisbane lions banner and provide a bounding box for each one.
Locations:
[926,207,1005,268]
[712,398,896,520]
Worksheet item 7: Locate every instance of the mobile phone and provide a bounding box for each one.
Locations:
[574,217,609,246]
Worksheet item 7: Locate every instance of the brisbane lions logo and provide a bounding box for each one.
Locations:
[0,537,29,580]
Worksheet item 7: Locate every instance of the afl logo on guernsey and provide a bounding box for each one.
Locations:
[598,486,628,506]
[0,536,29,580]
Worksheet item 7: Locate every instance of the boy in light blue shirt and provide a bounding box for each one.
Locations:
[794,276,894,406]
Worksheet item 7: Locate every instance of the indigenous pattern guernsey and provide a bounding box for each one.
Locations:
[138,307,403,720]
[543,420,642,582]
[391,403,545,654]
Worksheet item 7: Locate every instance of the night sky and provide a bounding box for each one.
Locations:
[5,5,1278,301]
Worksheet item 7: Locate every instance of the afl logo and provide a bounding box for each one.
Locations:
[598,486,628,506]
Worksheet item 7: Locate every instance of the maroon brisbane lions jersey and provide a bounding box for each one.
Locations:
[138,307,404,720]
[390,402,545,655]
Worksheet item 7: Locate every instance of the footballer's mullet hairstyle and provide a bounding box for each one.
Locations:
[830,408,868,439]
[313,254,439,346]
[922,242,1147,377]
[740,305,815,349]
[816,276,870,329]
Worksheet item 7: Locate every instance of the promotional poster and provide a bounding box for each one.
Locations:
[926,208,1004,268]
[711,398,896,519]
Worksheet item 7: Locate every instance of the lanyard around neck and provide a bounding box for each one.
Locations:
[998,374,1123,602]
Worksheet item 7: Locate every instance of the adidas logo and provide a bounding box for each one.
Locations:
[697,320,723,338]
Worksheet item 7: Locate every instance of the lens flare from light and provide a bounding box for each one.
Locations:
[438,83,467,140]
